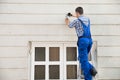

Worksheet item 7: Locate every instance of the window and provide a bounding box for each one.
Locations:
[30,42,97,80]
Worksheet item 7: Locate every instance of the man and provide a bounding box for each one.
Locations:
[65,7,97,80]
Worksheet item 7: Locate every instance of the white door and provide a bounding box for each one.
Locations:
[30,42,97,80]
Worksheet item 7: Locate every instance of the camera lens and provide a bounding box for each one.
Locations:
[67,13,72,17]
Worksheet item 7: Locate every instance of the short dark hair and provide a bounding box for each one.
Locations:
[75,7,84,14]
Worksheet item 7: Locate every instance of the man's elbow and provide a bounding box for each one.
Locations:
[68,24,73,28]
[68,24,71,28]
[65,23,70,28]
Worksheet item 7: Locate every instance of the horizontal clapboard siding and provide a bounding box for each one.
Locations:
[98,68,120,79]
[0,36,119,46]
[98,57,120,68]
[0,0,120,4]
[0,69,28,80]
[0,47,28,57]
[0,58,27,68]
[0,25,120,36]
[98,47,120,57]
[0,14,120,25]
[0,0,119,80]
[0,4,119,14]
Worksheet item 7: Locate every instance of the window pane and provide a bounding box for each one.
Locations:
[49,65,60,79]
[35,65,45,80]
[66,47,77,61]
[35,47,45,61]
[49,47,60,61]
[67,65,77,79]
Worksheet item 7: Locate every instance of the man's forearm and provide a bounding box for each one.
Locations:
[65,18,70,26]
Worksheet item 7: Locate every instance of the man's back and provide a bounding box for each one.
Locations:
[69,16,90,37]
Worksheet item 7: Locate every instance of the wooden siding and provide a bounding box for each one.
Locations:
[0,0,119,80]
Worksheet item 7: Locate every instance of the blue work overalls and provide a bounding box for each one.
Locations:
[77,19,93,80]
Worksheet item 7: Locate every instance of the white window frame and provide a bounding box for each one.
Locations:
[30,41,97,80]
[31,42,64,80]
[63,43,79,80]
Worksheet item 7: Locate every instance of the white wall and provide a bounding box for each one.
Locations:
[0,0,120,80]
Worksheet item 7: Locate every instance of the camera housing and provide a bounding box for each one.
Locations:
[67,13,72,17]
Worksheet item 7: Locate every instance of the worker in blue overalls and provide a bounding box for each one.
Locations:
[65,7,97,80]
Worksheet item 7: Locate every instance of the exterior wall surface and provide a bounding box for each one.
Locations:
[0,0,120,80]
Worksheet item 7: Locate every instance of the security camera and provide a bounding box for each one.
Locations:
[65,12,73,18]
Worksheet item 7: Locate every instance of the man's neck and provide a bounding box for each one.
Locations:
[80,14,84,16]
[78,14,84,18]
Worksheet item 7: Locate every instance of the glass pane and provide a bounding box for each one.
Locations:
[49,47,60,61]
[35,65,45,80]
[35,47,45,61]
[67,65,77,79]
[49,65,60,79]
[66,47,77,61]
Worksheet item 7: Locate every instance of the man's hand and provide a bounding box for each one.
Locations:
[72,14,77,17]
[65,18,70,26]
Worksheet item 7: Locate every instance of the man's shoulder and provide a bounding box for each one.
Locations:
[72,16,90,24]
[79,16,89,20]
[79,16,90,25]
[72,18,79,23]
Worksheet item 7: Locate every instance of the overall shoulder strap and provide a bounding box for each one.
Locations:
[78,18,91,37]
[78,18,90,27]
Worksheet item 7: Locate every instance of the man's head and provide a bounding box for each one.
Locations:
[75,7,84,18]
